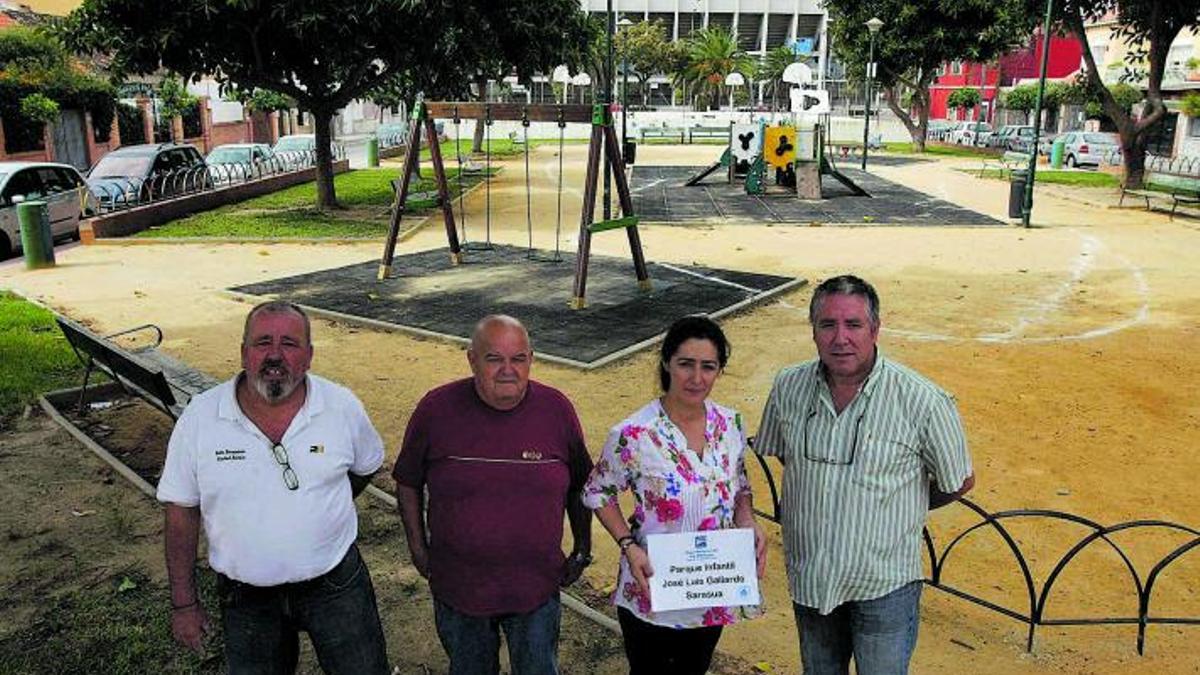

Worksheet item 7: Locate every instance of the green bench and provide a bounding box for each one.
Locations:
[1119,171,1200,220]
[979,151,1032,178]
[688,125,729,143]
[638,126,685,143]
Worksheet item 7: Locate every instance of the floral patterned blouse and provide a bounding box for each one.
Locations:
[582,398,764,628]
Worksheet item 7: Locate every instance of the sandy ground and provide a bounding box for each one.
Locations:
[3,143,1199,673]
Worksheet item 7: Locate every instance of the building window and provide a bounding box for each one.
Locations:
[951,61,962,75]
[1190,116,1200,138]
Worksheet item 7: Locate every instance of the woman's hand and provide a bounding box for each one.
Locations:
[625,544,655,598]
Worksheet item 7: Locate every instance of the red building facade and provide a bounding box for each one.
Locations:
[928,34,1083,122]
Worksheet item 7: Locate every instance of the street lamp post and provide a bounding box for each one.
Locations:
[862,17,884,171]
[618,17,634,158]
[1022,0,1055,228]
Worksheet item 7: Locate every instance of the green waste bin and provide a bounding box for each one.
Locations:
[366,136,380,167]
[1050,136,1065,169]
[17,201,55,269]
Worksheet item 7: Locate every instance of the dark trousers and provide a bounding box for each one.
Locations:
[216,544,390,675]
[433,594,562,675]
[616,607,723,675]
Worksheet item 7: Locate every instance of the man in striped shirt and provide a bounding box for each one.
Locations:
[757,275,974,674]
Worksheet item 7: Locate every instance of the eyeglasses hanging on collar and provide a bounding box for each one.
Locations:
[802,393,870,466]
[271,443,300,490]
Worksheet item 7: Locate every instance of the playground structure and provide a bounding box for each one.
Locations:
[377,101,650,309]
[685,117,870,199]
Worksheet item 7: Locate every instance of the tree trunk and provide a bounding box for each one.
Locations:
[311,108,338,209]
[883,83,929,152]
[1121,132,1149,189]
[472,74,487,154]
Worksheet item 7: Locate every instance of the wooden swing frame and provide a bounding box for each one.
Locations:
[378,101,650,309]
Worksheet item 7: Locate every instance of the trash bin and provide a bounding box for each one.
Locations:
[366,136,380,167]
[1050,136,1065,169]
[623,139,637,166]
[1008,169,1028,220]
[17,201,55,269]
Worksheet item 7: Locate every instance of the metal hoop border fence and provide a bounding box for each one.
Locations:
[748,452,1200,655]
[87,144,346,214]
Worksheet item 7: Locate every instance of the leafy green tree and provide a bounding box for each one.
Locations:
[947,87,982,116]
[675,27,754,110]
[19,93,60,125]
[615,19,674,106]
[225,88,296,114]
[1002,84,1038,122]
[825,0,1034,151]
[60,0,590,208]
[0,27,115,152]
[1048,0,1200,187]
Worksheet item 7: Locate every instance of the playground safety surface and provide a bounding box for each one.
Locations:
[632,164,1004,226]
[229,244,805,369]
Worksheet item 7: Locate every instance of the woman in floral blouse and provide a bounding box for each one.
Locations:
[582,315,766,674]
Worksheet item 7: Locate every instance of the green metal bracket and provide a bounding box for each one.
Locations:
[588,215,640,233]
[719,147,731,168]
[745,156,765,195]
[592,103,610,126]
[411,101,425,121]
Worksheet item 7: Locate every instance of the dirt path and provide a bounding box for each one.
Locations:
[2,145,1198,673]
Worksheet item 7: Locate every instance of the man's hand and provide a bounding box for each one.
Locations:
[625,544,655,598]
[560,551,591,587]
[170,603,212,655]
[410,545,431,580]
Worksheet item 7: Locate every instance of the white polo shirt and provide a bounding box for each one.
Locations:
[157,373,384,586]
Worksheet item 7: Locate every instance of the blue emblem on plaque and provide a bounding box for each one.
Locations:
[694,535,708,549]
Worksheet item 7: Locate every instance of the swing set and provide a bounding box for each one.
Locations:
[378,101,650,309]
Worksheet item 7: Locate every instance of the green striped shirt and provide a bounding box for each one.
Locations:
[756,351,972,614]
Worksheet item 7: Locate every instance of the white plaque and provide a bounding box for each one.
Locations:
[646,529,760,612]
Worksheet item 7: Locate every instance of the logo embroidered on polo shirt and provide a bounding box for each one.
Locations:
[309,444,325,454]
[521,450,543,460]
[215,448,246,462]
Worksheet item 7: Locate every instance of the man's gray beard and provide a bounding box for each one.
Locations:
[250,371,300,403]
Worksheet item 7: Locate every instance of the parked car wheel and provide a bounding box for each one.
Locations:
[1066,154,1076,168]
[0,232,11,260]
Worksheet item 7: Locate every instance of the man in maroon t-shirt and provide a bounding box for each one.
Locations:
[394,314,592,675]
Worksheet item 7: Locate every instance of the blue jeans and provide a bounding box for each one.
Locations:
[433,594,561,675]
[793,581,923,675]
[217,544,390,675]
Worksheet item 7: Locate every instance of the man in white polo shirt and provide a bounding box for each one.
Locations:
[757,275,974,675]
[157,300,389,674]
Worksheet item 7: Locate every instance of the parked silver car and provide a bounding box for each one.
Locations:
[1059,131,1121,168]
[0,161,96,259]
[947,121,993,146]
[206,143,278,185]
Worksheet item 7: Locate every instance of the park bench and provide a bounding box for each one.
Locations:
[1119,170,1200,220]
[56,316,219,420]
[828,134,884,159]
[979,150,1033,179]
[638,125,685,143]
[688,125,730,143]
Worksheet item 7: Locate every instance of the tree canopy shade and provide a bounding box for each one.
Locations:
[1046,0,1199,187]
[824,0,1034,150]
[615,19,675,106]
[674,27,754,111]
[60,0,591,207]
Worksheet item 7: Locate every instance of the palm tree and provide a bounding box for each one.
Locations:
[675,27,753,111]
[756,46,797,112]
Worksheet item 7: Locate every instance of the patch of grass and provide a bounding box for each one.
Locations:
[883,142,999,158]
[420,137,589,161]
[962,168,1119,187]
[0,292,80,419]
[136,168,488,239]
[0,567,224,674]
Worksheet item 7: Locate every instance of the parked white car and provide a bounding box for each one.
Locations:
[947,121,993,146]
[1059,131,1121,168]
[0,161,96,259]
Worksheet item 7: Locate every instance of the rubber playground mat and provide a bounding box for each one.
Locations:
[631,164,1003,226]
[229,244,805,369]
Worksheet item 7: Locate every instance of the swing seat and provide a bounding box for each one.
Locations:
[588,215,640,233]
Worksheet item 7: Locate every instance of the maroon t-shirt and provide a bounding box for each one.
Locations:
[392,378,591,616]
